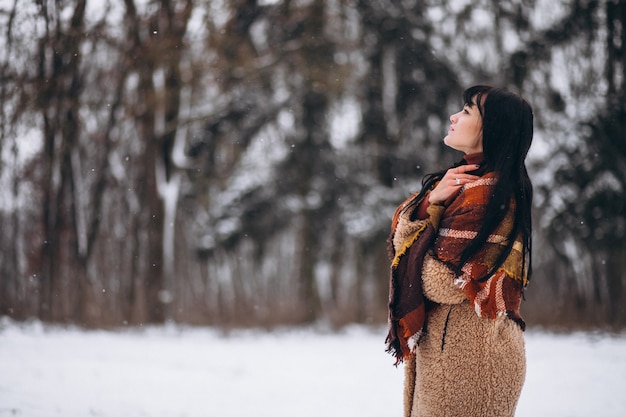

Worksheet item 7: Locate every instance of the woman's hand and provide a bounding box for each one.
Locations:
[428,164,480,205]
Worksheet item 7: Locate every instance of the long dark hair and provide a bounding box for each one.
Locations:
[415,85,534,282]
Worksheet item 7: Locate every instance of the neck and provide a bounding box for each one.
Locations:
[464,152,485,166]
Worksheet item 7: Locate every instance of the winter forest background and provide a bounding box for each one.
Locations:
[0,0,624,331]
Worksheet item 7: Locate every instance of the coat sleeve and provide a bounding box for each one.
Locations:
[421,254,466,305]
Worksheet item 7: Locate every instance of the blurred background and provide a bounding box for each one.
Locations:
[0,0,624,331]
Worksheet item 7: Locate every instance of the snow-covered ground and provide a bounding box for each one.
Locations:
[1,320,625,417]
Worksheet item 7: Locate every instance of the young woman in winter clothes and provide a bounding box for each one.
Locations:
[386,85,534,417]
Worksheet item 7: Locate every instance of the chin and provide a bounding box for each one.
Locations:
[443,138,457,150]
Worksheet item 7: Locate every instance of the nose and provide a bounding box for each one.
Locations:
[450,112,458,123]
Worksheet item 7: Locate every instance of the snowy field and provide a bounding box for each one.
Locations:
[1,320,625,417]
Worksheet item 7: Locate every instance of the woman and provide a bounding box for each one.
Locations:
[385,85,533,417]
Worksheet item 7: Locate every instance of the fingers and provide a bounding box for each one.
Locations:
[450,173,479,181]
[428,164,482,204]
[450,174,478,185]
[454,164,481,174]
[445,165,480,186]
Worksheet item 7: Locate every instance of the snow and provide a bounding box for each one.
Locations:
[1,321,625,417]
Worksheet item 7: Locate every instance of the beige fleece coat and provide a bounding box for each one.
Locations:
[403,255,526,417]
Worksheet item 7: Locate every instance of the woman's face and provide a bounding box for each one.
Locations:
[443,97,483,155]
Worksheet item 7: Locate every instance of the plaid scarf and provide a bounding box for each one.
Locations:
[386,172,527,365]
[385,191,434,365]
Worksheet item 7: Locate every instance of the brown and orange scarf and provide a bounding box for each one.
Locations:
[385,172,527,365]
